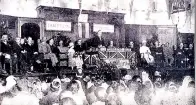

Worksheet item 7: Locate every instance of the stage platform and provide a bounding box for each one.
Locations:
[0,67,194,82]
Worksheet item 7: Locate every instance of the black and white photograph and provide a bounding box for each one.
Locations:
[0,0,195,105]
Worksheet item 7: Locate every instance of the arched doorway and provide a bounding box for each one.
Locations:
[21,23,40,45]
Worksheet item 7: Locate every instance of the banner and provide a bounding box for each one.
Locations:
[93,24,114,33]
[78,14,88,22]
[46,21,71,31]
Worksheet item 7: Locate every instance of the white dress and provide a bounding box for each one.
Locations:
[68,48,76,68]
[75,54,84,69]
[140,46,154,64]
[140,46,151,54]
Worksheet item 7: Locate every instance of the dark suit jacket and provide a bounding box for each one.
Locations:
[24,44,37,55]
[1,41,12,54]
[74,44,84,52]
[89,36,105,48]
[12,42,23,56]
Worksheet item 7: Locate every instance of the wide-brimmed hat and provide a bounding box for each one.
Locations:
[123,75,132,80]
[5,75,17,90]
[51,78,61,90]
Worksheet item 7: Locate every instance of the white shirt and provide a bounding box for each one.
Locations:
[140,46,151,54]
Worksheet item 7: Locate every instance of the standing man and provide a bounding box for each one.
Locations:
[90,30,105,49]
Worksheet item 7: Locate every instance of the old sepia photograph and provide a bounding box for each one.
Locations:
[0,0,195,105]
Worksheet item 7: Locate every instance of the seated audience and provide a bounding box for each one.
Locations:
[60,97,77,105]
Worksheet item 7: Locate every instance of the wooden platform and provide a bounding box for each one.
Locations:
[0,67,194,81]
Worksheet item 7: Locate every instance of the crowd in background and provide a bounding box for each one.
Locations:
[0,68,195,105]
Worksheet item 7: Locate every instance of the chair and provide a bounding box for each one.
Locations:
[59,52,68,67]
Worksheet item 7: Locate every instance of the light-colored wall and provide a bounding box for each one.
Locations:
[0,0,194,33]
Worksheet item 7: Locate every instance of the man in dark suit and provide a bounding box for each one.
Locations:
[74,39,85,52]
[154,41,164,68]
[90,30,105,48]
[0,34,12,74]
[74,39,85,62]
[176,43,186,68]
[24,37,38,71]
[127,41,136,51]
[187,43,194,68]
[12,37,23,73]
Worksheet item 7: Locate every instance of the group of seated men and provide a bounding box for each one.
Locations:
[0,34,39,74]
[0,34,87,75]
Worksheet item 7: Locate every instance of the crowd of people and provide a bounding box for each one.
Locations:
[0,68,194,105]
[0,29,195,105]
[138,40,194,69]
[0,30,194,75]
[0,34,86,75]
